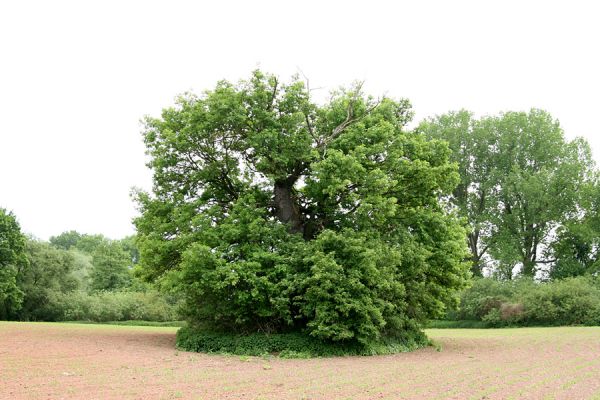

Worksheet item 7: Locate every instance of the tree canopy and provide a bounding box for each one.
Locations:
[135,71,470,347]
[421,109,595,279]
[0,208,27,319]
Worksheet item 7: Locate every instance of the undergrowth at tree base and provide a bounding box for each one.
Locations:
[176,326,429,358]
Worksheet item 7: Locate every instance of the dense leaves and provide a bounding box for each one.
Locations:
[136,71,470,348]
[0,222,179,322]
[451,277,600,327]
[17,240,79,320]
[0,208,27,319]
[176,325,428,358]
[422,110,594,279]
[89,241,131,291]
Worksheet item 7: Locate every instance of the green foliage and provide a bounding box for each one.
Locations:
[451,277,600,327]
[0,229,177,323]
[54,290,178,322]
[73,233,109,254]
[420,110,497,276]
[175,325,428,357]
[82,320,186,327]
[49,231,144,292]
[425,319,486,329]
[17,240,80,320]
[89,241,131,291]
[550,182,600,279]
[68,249,94,291]
[49,230,82,250]
[119,235,140,266]
[0,208,27,319]
[519,278,600,325]
[490,112,592,278]
[136,70,471,351]
[421,110,594,279]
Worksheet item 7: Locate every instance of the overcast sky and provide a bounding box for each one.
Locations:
[1,0,599,240]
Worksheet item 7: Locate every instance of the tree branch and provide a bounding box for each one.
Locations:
[536,259,557,264]
[320,89,382,148]
[266,77,278,111]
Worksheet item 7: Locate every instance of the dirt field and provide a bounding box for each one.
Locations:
[1,322,600,399]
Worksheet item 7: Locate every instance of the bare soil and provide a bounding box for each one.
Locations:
[1,322,600,399]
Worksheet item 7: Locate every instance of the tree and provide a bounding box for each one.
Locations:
[119,235,140,267]
[420,111,498,276]
[49,231,137,292]
[18,239,80,320]
[0,208,27,319]
[135,71,470,347]
[421,109,594,279]
[549,180,600,279]
[490,110,593,278]
[74,233,109,254]
[49,230,82,250]
[89,241,131,291]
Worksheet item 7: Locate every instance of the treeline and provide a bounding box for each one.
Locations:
[421,109,598,280]
[422,109,600,327]
[0,213,178,322]
[4,96,600,333]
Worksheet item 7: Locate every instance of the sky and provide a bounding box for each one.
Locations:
[1,0,599,240]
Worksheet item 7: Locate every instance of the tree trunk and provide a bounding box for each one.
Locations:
[521,258,536,278]
[274,180,303,234]
[468,231,482,277]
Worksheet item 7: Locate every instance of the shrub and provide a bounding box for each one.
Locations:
[520,278,600,326]
[57,290,179,322]
[450,277,600,327]
[457,278,519,320]
[175,325,429,357]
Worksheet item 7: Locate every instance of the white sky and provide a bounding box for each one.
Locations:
[1,0,599,240]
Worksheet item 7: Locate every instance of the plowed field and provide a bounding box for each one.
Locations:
[1,322,600,399]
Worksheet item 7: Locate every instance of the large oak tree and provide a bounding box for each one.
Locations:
[135,71,470,346]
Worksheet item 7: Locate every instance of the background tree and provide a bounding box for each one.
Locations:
[119,235,140,266]
[68,248,94,292]
[420,110,498,276]
[74,233,109,254]
[135,71,470,347]
[89,241,131,291]
[49,231,139,292]
[17,239,80,320]
[0,208,27,319]
[421,109,594,279]
[49,230,82,250]
[490,110,593,278]
[549,180,600,279]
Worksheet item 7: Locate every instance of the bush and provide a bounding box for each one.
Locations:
[175,325,429,357]
[520,278,600,326]
[57,290,179,322]
[450,277,600,327]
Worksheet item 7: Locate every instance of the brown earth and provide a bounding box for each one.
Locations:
[1,322,600,399]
